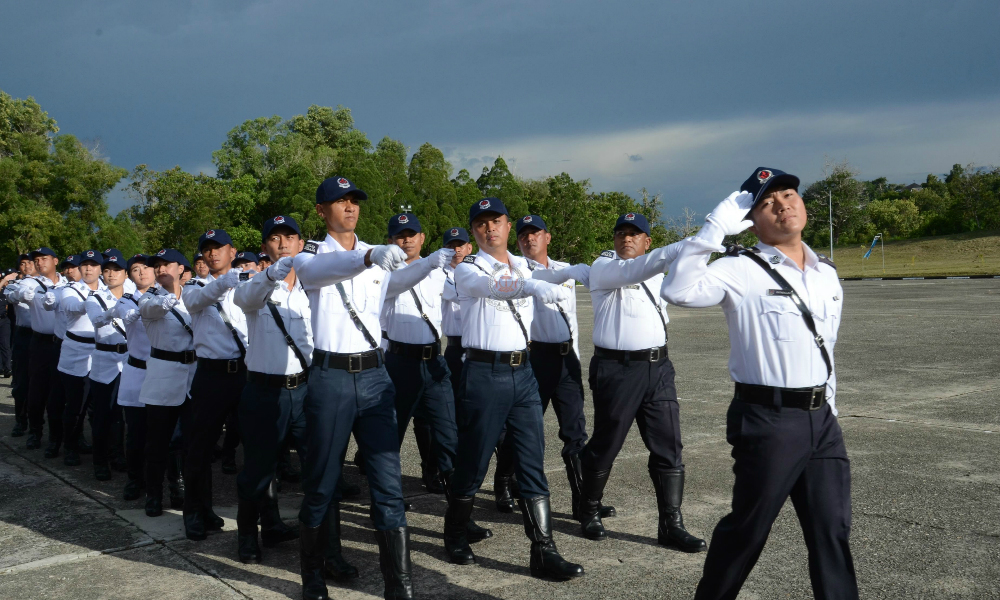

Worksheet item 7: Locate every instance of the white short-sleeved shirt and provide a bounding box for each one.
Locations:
[384,269,446,345]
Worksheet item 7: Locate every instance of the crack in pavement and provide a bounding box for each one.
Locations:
[857,510,1000,540]
[841,414,997,434]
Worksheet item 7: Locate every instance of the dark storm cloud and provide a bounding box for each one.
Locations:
[1,0,998,215]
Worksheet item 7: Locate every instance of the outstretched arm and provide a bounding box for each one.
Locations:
[589,242,684,290]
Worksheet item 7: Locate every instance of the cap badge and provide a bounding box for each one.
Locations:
[479,199,491,210]
[337,177,350,189]
[273,215,285,224]
[104,248,112,253]
[86,251,95,257]
[157,249,167,256]
[624,213,636,221]
[108,256,118,262]
[523,216,532,223]
[67,256,74,261]
[769,255,781,264]
[206,230,216,238]
[450,228,459,236]
[398,215,409,224]
[757,170,773,183]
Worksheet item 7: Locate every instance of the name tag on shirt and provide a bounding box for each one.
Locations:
[623,284,639,290]
[767,289,793,297]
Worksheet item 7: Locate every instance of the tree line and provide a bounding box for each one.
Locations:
[2,90,997,268]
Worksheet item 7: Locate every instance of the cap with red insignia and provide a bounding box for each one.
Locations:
[740,167,800,207]
[316,176,368,204]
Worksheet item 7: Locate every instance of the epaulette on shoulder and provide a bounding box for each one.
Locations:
[302,241,319,255]
[185,279,205,287]
[724,244,744,257]
[122,293,133,301]
[817,254,837,270]
[599,250,614,259]
[461,255,477,264]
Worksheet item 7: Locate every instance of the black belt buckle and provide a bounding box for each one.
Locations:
[183,350,196,364]
[559,341,570,355]
[348,354,363,373]
[809,387,825,410]
[421,345,433,360]
[648,347,661,362]
[285,373,302,389]
[227,360,239,374]
[509,351,523,367]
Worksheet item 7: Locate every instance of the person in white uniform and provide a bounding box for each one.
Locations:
[661,168,858,600]
[4,254,37,437]
[138,249,198,518]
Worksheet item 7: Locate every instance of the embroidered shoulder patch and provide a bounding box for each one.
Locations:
[599,250,614,259]
[462,255,477,264]
[302,241,319,255]
[817,254,837,270]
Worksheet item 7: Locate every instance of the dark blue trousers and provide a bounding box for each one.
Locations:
[237,382,307,502]
[450,356,549,499]
[385,352,458,474]
[443,337,465,401]
[11,326,32,427]
[299,359,406,530]
[695,400,858,600]
[89,374,121,466]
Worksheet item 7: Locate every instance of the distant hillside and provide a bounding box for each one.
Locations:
[828,230,1000,278]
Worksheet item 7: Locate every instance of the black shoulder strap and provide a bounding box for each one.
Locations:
[91,292,127,340]
[169,304,194,338]
[266,299,309,372]
[639,281,668,343]
[334,282,380,350]
[407,288,440,341]
[32,277,48,293]
[122,292,139,307]
[213,301,246,358]
[468,260,530,345]
[741,250,833,381]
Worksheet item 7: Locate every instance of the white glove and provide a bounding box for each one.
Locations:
[22,287,36,302]
[160,293,178,310]
[267,256,293,281]
[43,291,57,308]
[700,191,755,244]
[429,248,455,269]
[92,307,115,327]
[122,308,140,325]
[369,245,408,271]
[218,268,242,288]
[533,281,571,305]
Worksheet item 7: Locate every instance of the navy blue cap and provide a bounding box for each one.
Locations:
[101,248,126,268]
[442,227,470,245]
[60,254,82,268]
[29,247,57,259]
[197,229,234,252]
[388,213,421,237]
[232,251,259,267]
[147,248,190,269]
[257,252,271,262]
[740,167,800,207]
[262,215,301,242]
[193,252,204,262]
[515,214,548,235]
[468,197,508,224]
[316,176,368,203]
[79,249,104,266]
[614,212,651,236]
[127,254,148,270]
[17,253,31,263]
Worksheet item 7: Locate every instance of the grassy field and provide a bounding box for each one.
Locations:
[819,230,1000,278]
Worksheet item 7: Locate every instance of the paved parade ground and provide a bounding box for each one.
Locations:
[1,280,998,600]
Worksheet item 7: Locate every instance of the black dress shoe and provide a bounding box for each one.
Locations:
[94,464,112,481]
[44,442,60,458]
[237,534,262,564]
[168,478,185,510]
[124,480,144,501]
[466,521,493,543]
[63,449,81,466]
[205,509,225,531]
[25,433,41,449]
[145,495,163,517]
[184,512,208,541]
[2,369,11,378]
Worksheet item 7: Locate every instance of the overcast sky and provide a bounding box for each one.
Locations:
[2,0,998,217]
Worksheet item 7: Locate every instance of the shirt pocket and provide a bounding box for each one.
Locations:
[759,295,802,342]
[816,297,840,344]
[622,288,647,318]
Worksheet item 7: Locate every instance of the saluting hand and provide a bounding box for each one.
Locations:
[705,190,755,236]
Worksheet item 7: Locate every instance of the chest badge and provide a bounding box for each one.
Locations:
[769,255,781,265]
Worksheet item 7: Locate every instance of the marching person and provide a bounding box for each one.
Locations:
[193,253,210,280]
[138,249,197,518]
[84,249,129,481]
[576,212,705,553]
[440,227,473,401]
[444,197,584,581]
[14,248,67,450]
[232,251,259,271]
[661,169,858,600]
[293,176,413,600]
[180,229,249,540]
[54,250,104,466]
[231,215,318,566]
[4,254,37,437]
[60,254,82,283]
[256,251,273,271]
[506,214,616,522]
[115,254,157,502]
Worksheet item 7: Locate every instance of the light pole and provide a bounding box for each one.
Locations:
[828,189,834,259]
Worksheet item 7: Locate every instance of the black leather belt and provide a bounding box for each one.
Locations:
[247,370,308,389]
[96,342,128,354]
[16,325,32,333]
[594,345,667,363]
[734,382,826,411]
[446,336,462,348]
[312,348,383,373]
[150,347,197,364]
[197,356,246,374]
[66,331,95,344]
[127,355,147,369]
[33,331,59,344]
[531,340,572,356]
[388,339,440,360]
[466,348,528,367]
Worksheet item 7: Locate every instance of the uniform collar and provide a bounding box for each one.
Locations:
[754,242,819,272]
[478,249,525,270]
[324,232,364,252]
